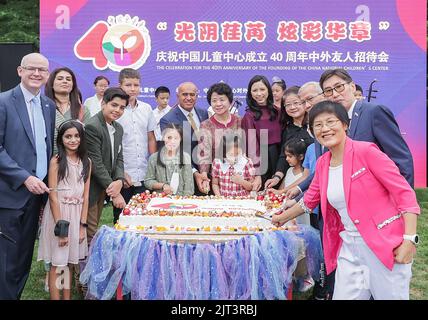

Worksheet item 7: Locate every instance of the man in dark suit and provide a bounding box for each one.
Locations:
[288,70,414,198]
[85,87,129,244]
[0,53,56,299]
[159,82,209,194]
[320,68,414,187]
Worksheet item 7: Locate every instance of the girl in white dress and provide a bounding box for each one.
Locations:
[37,120,91,300]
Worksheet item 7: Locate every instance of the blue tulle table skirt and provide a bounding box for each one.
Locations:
[80,225,322,300]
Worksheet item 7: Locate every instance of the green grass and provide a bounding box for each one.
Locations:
[23,189,428,300]
[410,197,428,300]
[21,205,114,300]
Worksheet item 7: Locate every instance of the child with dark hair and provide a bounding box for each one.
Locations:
[144,124,194,195]
[85,87,129,243]
[271,76,287,110]
[354,84,364,100]
[280,138,309,190]
[84,75,110,117]
[37,120,91,300]
[270,137,310,220]
[276,137,313,292]
[153,86,171,144]
[211,134,255,197]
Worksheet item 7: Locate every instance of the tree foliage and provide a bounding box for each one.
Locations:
[0,0,39,49]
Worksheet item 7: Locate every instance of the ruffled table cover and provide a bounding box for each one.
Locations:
[80,225,322,300]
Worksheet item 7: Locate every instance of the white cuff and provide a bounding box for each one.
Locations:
[298,198,311,214]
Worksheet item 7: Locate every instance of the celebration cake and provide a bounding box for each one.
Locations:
[116,191,293,235]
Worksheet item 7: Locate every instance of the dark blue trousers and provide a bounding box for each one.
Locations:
[0,195,43,299]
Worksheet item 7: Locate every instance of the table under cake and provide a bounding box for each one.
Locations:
[80,224,322,300]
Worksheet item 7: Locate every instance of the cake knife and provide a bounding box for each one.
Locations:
[49,187,71,192]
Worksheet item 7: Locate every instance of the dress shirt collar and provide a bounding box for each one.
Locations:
[348,100,357,120]
[220,155,248,174]
[155,105,171,114]
[20,83,40,103]
[127,99,141,110]
[178,105,197,118]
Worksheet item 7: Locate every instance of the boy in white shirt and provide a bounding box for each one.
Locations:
[114,68,157,224]
[152,86,171,149]
[83,76,110,117]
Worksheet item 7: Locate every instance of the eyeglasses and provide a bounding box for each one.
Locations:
[284,101,303,109]
[312,119,341,131]
[301,93,323,106]
[181,92,197,97]
[21,66,49,74]
[323,82,350,97]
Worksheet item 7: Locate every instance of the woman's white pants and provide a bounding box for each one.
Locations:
[333,231,412,300]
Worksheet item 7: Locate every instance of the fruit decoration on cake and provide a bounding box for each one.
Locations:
[116,190,295,234]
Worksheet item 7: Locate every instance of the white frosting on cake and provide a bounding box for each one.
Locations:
[117,196,283,234]
[120,215,273,229]
[145,197,266,214]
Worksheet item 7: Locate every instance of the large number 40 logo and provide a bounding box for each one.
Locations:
[74,14,151,71]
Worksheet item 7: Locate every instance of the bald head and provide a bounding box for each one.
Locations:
[21,53,49,68]
[177,82,198,111]
[18,53,50,95]
[178,82,197,92]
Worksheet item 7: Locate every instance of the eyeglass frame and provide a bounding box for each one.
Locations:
[20,65,49,74]
[284,100,304,109]
[322,81,352,97]
[180,92,197,97]
[311,119,342,131]
[300,92,324,106]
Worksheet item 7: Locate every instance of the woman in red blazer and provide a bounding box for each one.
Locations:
[272,101,420,300]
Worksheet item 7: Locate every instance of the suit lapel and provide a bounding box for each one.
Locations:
[343,138,353,208]
[177,106,196,136]
[194,107,203,123]
[13,86,35,150]
[97,113,112,167]
[112,122,121,166]
[176,107,187,122]
[349,100,362,138]
[40,96,52,157]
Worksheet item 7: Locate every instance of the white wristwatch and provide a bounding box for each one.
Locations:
[403,234,419,246]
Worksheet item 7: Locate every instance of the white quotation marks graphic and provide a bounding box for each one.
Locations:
[110,35,137,60]
[157,22,168,31]
[379,21,390,30]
